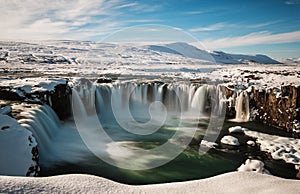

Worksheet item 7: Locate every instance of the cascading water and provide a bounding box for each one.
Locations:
[75,82,215,118]
[18,105,61,157]
[17,80,226,171]
[71,80,226,170]
[235,90,250,122]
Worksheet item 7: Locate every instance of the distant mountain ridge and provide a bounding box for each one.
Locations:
[0,40,281,65]
[148,42,280,64]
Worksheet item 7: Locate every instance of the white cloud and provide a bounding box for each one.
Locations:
[285,0,300,5]
[184,11,205,15]
[189,23,228,32]
[196,30,300,49]
[0,0,160,40]
[247,20,280,28]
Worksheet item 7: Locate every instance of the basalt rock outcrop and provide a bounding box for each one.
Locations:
[221,83,300,133]
[0,80,71,120]
[47,83,72,120]
[252,85,300,133]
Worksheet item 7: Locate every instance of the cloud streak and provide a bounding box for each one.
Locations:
[189,23,228,32]
[285,0,300,5]
[0,0,160,40]
[198,30,300,49]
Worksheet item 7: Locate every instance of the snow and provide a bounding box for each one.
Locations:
[0,40,300,192]
[209,50,280,64]
[237,159,271,175]
[0,106,12,115]
[0,78,67,94]
[0,114,37,176]
[200,139,218,148]
[0,172,299,194]
[228,126,246,133]
[220,135,240,146]
[0,40,299,89]
[244,130,300,170]
[247,140,256,146]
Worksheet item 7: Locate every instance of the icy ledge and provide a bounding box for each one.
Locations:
[0,108,38,176]
[0,172,299,194]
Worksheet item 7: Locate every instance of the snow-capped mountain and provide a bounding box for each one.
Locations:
[0,40,281,66]
[147,42,280,64]
[278,57,300,64]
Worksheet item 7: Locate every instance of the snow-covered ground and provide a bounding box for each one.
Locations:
[244,130,300,170]
[1,40,299,88]
[0,77,67,100]
[0,172,299,194]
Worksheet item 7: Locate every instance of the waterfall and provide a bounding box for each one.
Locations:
[235,91,250,122]
[18,105,61,155]
[71,81,226,120]
[11,80,227,170]
[71,81,227,169]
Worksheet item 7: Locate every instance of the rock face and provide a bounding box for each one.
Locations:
[252,85,300,133]
[221,84,300,133]
[0,78,72,120]
[48,83,72,120]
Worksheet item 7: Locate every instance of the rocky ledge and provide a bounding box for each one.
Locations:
[222,83,300,134]
[0,78,71,120]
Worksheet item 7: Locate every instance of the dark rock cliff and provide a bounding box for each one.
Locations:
[0,81,72,120]
[252,85,300,133]
[221,84,300,133]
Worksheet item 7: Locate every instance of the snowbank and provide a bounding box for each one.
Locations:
[237,159,271,174]
[0,106,12,115]
[220,135,240,146]
[0,114,38,176]
[244,130,300,170]
[200,139,218,148]
[0,172,299,194]
[0,77,67,95]
[228,126,246,133]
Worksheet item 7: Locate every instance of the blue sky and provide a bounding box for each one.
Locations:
[0,0,300,58]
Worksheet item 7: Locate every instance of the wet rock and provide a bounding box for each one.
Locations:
[96,77,112,83]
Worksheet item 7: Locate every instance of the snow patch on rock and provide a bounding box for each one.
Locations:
[220,135,240,146]
[200,140,218,148]
[228,126,247,133]
[244,130,300,170]
[237,159,271,175]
